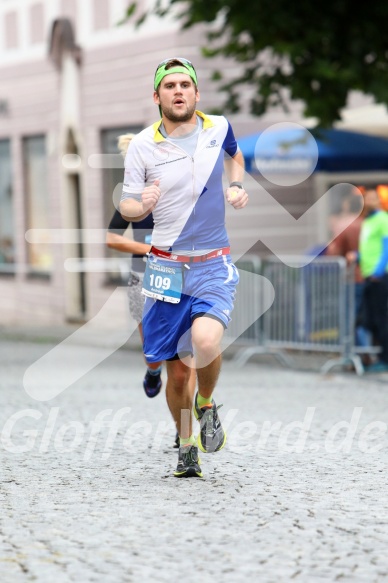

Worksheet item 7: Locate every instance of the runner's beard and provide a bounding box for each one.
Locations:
[161,101,196,123]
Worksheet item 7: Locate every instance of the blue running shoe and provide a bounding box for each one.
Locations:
[143,370,162,398]
[365,361,388,373]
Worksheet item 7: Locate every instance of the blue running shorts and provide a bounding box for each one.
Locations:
[142,255,239,363]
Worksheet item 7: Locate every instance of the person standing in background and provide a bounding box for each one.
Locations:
[326,190,372,358]
[347,188,388,372]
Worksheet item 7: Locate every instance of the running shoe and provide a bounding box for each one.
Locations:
[173,445,203,478]
[143,370,162,398]
[365,361,388,373]
[194,392,227,453]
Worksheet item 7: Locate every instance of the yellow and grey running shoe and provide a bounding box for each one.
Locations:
[194,392,227,453]
[173,445,203,478]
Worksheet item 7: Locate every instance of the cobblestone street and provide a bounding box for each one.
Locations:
[1,334,388,582]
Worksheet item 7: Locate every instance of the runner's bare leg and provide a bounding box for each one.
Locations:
[166,358,195,438]
[192,317,224,399]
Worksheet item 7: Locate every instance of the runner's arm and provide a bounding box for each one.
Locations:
[120,180,161,222]
[224,151,248,209]
[224,150,245,185]
[119,198,151,222]
[106,209,151,253]
[106,232,151,255]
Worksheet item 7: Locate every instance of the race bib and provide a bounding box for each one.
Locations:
[142,261,182,303]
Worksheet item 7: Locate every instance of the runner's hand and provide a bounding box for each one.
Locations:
[226,186,248,209]
[142,180,161,212]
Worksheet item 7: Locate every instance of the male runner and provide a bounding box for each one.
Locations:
[120,58,248,477]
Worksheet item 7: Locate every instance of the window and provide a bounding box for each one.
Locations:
[59,0,77,34]
[4,11,18,50]
[29,3,44,45]
[101,126,143,283]
[23,136,52,276]
[93,0,110,30]
[0,139,15,275]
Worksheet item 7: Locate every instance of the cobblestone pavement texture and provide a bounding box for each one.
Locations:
[1,327,388,582]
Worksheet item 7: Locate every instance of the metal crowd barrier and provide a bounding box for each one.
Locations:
[230,255,376,375]
[226,255,294,368]
[226,254,262,344]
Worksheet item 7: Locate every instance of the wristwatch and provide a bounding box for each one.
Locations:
[229,181,243,189]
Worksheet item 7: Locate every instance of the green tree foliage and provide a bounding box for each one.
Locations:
[123,0,388,126]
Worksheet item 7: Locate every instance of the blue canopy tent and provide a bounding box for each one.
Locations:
[237,127,388,174]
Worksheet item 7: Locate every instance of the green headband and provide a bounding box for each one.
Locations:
[154,65,198,90]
